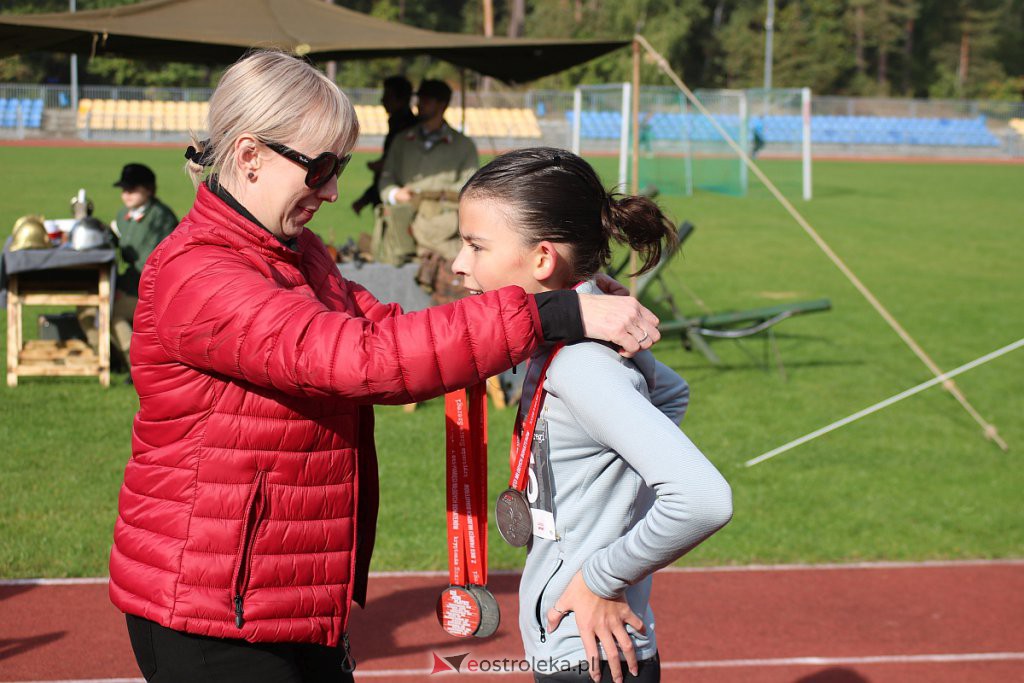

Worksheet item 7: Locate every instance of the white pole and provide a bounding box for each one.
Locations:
[764,0,775,90]
[70,0,79,115]
[739,90,749,195]
[802,86,812,200]
[746,336,1024,467]
[683,95,693,196]
[571,87,582,155]
[618,82,631,192]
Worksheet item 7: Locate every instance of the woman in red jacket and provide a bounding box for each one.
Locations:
[109,50,660,683]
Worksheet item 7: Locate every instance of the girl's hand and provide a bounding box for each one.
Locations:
[593,272,630,297]
[546,571,646,683]
[578,293,660,358]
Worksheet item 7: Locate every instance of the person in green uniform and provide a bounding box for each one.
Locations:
[376,79,478,267]
[109,163,178,376]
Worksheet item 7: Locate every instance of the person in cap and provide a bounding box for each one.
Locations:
[350,75,417,216]
[375,79,478,270]
[79,163,178,378]
[113,164,178,370]
[108,49,660,683]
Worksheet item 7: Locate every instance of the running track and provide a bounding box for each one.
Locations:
[1,560,1021,682]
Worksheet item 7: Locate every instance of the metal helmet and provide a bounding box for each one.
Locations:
[70,191,94,220]
[68,216,112,251]
[12,214,46,235]
[10,215,51,251]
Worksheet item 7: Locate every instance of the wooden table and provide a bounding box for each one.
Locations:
[5,252,113,387]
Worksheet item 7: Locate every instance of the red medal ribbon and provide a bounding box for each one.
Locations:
[445,383,488,587]
[508,344,564,491]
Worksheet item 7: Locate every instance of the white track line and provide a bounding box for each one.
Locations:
[9,652,1024,681]
[4,558,1023,586]
[746,336,1024,467]
[358,653,1024,676]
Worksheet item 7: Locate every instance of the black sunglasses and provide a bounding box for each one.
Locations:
[264,141,351,189]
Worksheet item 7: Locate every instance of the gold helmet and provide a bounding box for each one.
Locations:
[12,214,45,234]
[10,215,52,251]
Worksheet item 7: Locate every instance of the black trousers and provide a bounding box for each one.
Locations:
[126,614,355,683]
[534,653,660,683]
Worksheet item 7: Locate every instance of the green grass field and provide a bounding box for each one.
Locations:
[1,144,1022,577]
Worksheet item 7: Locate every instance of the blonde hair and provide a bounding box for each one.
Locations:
[186,49,359,187]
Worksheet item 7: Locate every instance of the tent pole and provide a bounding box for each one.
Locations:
[629,37,641,295]
[324,0,337,83]
[70,0,78,117]
[459,68,467,133]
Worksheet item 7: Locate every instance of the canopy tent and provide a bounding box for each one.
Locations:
[0,0,628,84]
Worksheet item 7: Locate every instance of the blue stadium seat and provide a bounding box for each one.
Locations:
[566,108,1000,147]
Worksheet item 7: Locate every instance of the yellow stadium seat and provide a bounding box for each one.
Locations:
[457,107,542,139]
[354,104,389,136]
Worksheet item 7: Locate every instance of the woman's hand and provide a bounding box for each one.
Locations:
[547,571,646,683]
[578,293,660,357]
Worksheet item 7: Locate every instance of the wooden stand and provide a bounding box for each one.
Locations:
[6,264,111,387]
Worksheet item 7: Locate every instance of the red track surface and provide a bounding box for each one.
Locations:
[1,561,1022,682]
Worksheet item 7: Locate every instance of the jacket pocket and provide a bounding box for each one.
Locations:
[230,470,268,628]
[534,558,563,645]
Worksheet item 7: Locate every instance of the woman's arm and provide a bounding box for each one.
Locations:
[150,244,542,403]
[346,279,404,323]
[148,245,660,402]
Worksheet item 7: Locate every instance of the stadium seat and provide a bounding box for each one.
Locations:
[0,97,44,128]
[565,110,1003,148]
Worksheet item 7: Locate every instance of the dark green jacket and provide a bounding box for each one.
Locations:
[115,197,178,296]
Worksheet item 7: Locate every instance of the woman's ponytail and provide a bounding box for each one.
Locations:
[602,193,677,277]
[183,135,213,188]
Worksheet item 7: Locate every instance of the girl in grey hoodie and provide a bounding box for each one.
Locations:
[452,148,733,683]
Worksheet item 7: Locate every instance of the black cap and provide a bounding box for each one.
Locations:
[113,163,156,189]
[416,79,452,103]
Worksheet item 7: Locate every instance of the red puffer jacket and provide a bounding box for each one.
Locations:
[108,183,542,647]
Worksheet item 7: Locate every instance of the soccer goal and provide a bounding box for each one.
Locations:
[570,85,812,200]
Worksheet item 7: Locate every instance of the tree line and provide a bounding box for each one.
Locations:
[2,0,1021,100]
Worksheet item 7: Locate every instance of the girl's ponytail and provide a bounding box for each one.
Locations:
[462,146,677,280]
[602,193,677,277]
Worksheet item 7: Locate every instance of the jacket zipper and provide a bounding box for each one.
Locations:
[340,632,357,673]
[535,558,563,644]
[231,470,268,629]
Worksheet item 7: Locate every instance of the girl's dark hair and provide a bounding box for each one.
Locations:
[460,147,676,279]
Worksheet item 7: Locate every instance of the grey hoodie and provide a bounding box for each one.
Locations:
[515,280,733,666]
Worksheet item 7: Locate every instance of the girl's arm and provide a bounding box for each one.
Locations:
[649,358,690,423]
[548,342,733,593]
[544,345,730,680]
[550,345,732,594]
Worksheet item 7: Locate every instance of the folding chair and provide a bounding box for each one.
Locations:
[611,220,832,369]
